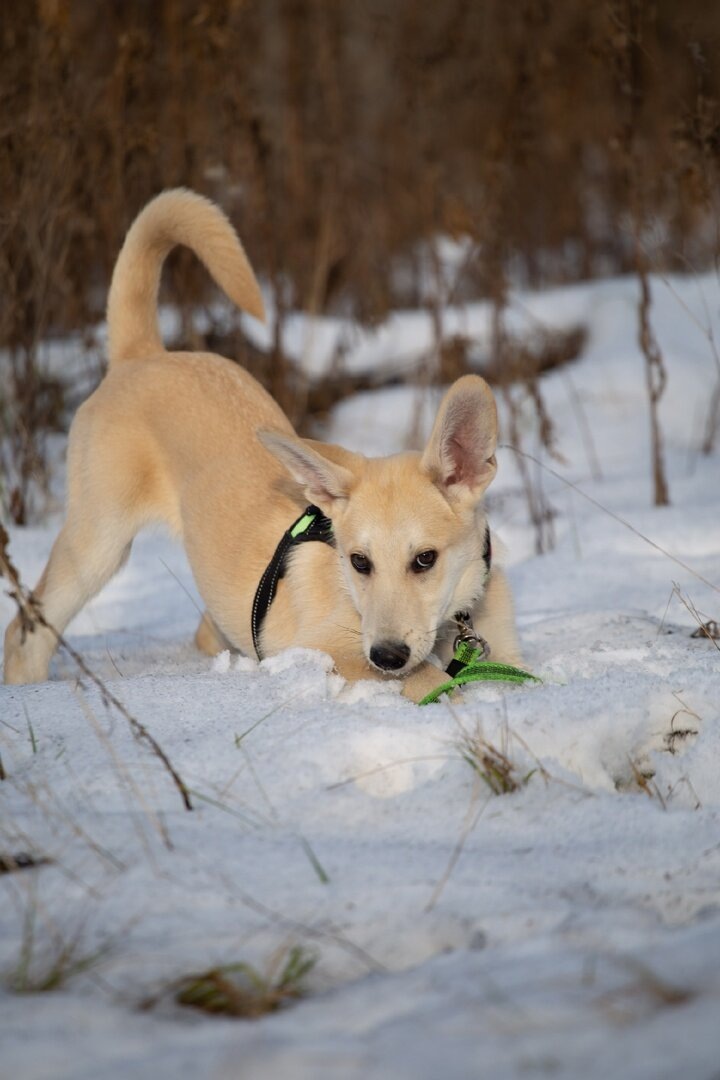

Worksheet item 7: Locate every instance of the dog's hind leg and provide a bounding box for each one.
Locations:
[4,391,178,685]
[3,516,136,684]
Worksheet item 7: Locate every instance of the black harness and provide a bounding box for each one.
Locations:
[251,505,334,659]
[250,506,492,667]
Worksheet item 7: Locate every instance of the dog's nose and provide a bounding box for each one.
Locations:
[369,642,411,671]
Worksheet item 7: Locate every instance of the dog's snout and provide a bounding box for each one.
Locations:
[369,641,411,671]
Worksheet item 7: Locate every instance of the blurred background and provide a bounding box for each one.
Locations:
[2,0,720,530]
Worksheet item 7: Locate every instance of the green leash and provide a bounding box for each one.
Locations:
[418,639,541,706]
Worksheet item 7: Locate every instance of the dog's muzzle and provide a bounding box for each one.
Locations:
[369,641,411,671]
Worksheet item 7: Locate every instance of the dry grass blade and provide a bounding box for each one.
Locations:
[671,582,720,651]
[226,884,385,976]
[665,775,703,811]
[0,852,51,875]
[326,754,450,791]
[626,758,666,810]
[690,619,720,641]
[665,691,702,757]
[6,903,113,994]
[426,779,489,913]
[498,449,720,596]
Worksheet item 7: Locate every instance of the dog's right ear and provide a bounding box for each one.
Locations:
[258,430,355,514]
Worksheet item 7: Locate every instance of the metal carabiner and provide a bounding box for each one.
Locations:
[453,612,491,660]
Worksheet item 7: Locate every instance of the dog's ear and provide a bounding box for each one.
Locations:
[258,430,356,513]
[421,375,497,503]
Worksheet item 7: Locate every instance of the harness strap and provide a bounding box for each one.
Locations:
[251,505,334,659]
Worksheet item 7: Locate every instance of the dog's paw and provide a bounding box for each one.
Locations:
[401,662,459,704]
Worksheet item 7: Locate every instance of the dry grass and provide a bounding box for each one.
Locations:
[624,757,666,808]
[665,692,702,756]
[2,1,720,522]
[5,899,112,995]
[144,945,318,1020]
[458,726,536,796]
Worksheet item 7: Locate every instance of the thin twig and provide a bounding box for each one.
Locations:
[498,446,719,595]
[0,526,192,817]
[425,780,489,912]
[671,582,720,651]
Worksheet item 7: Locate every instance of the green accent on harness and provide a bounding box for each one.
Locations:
[290,511,318,538]
[418,642,541,706]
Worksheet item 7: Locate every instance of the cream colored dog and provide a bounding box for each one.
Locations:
[4,189,520,700]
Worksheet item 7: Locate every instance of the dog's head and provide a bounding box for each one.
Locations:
[259,375,498,675]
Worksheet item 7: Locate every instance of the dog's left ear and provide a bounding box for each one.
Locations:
[421,375,497,504]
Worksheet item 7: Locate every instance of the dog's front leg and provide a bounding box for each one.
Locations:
[330,652,453,704]
[470,567,522,667]
[400,661,460,704]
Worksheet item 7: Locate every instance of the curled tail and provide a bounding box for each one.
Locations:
[107,188,265,364]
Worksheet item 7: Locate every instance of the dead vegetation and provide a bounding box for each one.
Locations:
[0,852,50,875]
[624,757,666,808]
[2,2,720,524]
[598,957,696,1024]
[4,900,112,995]
[0,524,193,821]
[458,727,537,797]
[144,945,318,1020]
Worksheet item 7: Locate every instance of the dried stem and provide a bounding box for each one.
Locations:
[0,525,193,819]
[636,253,670,506]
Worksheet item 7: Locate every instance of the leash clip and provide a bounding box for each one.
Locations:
[453,611,491,661]
[453,629,491,661]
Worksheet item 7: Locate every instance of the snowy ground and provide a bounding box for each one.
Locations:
[1,274,720,1079]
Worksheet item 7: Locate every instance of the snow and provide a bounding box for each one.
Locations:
[2,273,720,1078]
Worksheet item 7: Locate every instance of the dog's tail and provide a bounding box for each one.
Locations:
[107,188,265,364]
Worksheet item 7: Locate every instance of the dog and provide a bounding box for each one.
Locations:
[3,189,521,701]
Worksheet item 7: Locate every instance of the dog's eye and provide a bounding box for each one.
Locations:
[350,553,372,575]
[412,550,437,573]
